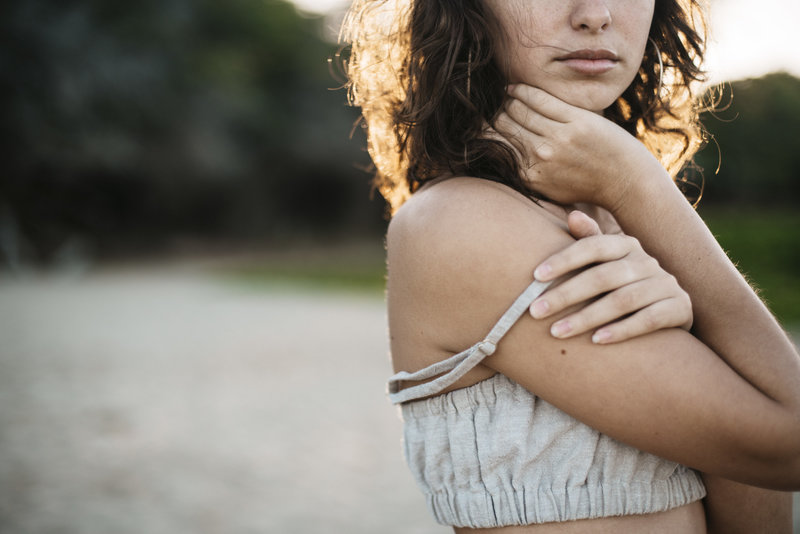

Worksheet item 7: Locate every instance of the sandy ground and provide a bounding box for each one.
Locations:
[0,264,797,533]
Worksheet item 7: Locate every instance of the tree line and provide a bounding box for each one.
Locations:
[0,0,797,266]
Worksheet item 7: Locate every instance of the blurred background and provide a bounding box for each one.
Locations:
[0,0,797,532]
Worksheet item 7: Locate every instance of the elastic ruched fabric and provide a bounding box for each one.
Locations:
[400,374,706,528]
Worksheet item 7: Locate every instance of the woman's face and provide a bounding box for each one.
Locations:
[484,0,655,112]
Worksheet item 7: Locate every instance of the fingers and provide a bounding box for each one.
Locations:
[539,275,679,337]
[531,257,658,319]
[492,91,573,169]
[566,210,601,239]
[534,234,641,281]
[590,297,693,344]
[503,97,561,137]
[506,84,577,123]
[483,120,526,160]
[493,111,547,158]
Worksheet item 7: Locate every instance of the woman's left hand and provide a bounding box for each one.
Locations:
[493,84,663,211]
[531,211,693,344]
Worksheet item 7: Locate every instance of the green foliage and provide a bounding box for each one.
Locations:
[216,243,387,294]
[224,262,386,294]
[0,0,380,265]
[699,208,800,323]
[696,72,800,205]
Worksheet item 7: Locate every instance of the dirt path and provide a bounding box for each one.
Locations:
[0,266,797,533]
[0,267,445,534]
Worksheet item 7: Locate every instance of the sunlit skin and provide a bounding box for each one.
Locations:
[385,0,800,533]
[485,0,682,343]
[395,3,706,533]
[484,0,654,112]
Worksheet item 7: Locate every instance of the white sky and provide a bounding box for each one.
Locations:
[292,0,800,84]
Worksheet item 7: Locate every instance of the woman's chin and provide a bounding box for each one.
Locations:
[528,81,622,113]
[561,92,619,114]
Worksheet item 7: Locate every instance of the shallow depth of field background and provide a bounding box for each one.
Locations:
[0,0,798,532]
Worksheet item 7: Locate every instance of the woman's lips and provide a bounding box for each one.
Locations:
[555,49,619,75]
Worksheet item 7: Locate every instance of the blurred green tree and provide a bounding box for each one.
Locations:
[0,0,377,266]
[695,72,800,323]
[696,72,800,205]
[3,0,797,270]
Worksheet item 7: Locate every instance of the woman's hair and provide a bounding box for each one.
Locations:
[341,0,708,211]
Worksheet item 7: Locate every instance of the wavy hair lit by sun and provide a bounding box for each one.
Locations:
[341,0,710,212]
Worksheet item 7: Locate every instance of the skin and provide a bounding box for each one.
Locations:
[481,0,686,343]
[483,0,653,112]
[499,83,797,533]
[531,209,693,344]
[387,0,800,532]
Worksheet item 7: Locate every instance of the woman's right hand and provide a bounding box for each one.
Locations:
[492,84,665,210]
[532,210,693,344]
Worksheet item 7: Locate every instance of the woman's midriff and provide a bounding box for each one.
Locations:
[453,501,706,534]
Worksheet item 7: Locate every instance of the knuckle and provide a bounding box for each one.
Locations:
[536,143,554,160]
[645,256,660,271]
[565,313,585,332]
[607,320,634,340]
[530,87,546,105]
[619,262,637,282]
[641,310,660,331]
[612,288,637,311]
[507,98,524,115]
[587,236,606,254]
[679,290,692,309]
[624,235,641,250]
[522,105,534,124]
[553,287,576,310]
[543,288,566,311]
[572,121,589,137]
[592,268,614,288]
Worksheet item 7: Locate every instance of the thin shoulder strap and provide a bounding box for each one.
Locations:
[387,279,551,404]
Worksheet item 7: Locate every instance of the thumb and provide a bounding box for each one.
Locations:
[567,210,602,239]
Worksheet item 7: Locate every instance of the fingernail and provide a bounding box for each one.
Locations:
[534,263,551,281]
[551,320,571,338]
[531,299,549,318]
[592,329,611,344]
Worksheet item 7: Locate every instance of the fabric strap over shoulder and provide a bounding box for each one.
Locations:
[387,279,551,404]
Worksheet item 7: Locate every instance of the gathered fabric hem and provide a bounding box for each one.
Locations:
[425,469,707,528]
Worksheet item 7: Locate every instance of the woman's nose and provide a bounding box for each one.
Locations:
[570,0,612,33]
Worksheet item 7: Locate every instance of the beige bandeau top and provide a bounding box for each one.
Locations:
[387,280,706,528]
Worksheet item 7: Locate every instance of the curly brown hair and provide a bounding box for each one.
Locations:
[341,0,707,211]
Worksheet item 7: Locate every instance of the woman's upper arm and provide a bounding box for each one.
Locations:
[391,178,800,489]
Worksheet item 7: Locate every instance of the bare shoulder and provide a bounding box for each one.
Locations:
[390,176,558,234]
[386,177,573,373]
[387,177,570,285]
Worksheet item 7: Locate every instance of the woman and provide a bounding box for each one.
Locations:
[342,0,800,532]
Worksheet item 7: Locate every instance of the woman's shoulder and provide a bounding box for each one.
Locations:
[388,176,567,266]
[386,177,565,379]
[392,176,540,224]
[386,177,575,356]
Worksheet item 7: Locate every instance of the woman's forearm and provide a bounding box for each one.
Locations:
[609,162,800,415]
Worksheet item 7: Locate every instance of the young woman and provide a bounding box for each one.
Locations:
[342,1,800,532]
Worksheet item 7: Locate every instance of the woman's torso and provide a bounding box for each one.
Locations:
[386,178,707,533]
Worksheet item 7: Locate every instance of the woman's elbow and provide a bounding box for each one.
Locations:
[740,420,800,491]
